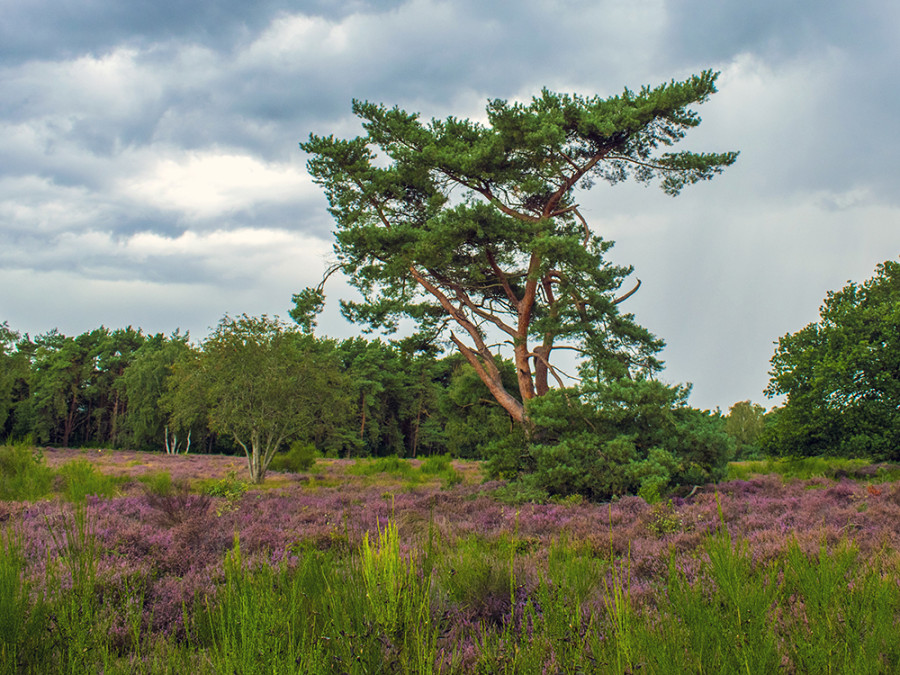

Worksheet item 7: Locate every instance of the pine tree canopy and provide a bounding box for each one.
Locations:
[294,70,738,425]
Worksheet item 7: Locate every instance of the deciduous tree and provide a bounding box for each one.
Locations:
[0,323,27,438]
[764,260,900,459]
[168,315,350,483]
[725,400,767,459]
[123,331,194,450]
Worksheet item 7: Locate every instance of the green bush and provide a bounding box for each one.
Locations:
[0,441,54,501]
[420,453,464,488]
[57,459,119,502]
[199,471,249,499]
[269,441,318,473]
[726,456,897,481]
[347,455,418,478]
[420,453,452,474]
[137,470,175,497]
[485,378,734,502]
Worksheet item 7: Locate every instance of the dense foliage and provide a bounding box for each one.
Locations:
[485,377,733,501]
[763,260,900,460]
[724,400,768,460]
[296,72,737,425]
[165,315,352,483]
[0,319,521,465]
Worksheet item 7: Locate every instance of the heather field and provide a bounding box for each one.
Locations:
[3,446,900,673]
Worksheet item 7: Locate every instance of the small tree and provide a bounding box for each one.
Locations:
[725,400,767,459]
[764,260,900,459]
[168,315,348,483]
[486,377,733,501]
[295,71,737,428]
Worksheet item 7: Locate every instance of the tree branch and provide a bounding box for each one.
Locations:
[528,349,576,388]
[613,279,642,304]
[486,248,521,307]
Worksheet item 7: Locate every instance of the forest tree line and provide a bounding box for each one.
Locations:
[0,318,517,459]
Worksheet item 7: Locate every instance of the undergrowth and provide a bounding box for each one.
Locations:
[3,503,900,673]
[728,456,900,482]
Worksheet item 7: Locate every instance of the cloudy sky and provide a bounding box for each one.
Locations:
[2,0,898,411]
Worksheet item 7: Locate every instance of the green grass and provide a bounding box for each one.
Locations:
[4,509,900,673]
[346,454,464,489]
[727,456,900,481]
[269,441,319,474]
[4,446,900,672]
[137,470,176,496]
[0,442,123,503]
[57,458,122,502]
[0,441,54,501]
[0,528,51,672]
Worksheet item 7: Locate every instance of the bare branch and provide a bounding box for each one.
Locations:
[572,207,591,246]
[315,262,343,293]
[613,279,642,305]
[542,149,612,218]
[529,350,579,386]
[558,151,581,171]
[408,266,499,374]
[452,286,519,339]
[486,248,521,307]
[549,203,578,218]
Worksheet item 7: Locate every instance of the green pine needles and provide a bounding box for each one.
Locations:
[296,71,738,427]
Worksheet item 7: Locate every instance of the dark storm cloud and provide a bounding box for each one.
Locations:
[0,0,407,61]
[664,0,893,62]
[662,0,900,202]
[1,0,898,408]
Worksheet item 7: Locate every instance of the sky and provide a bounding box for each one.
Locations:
[1,0,898,412]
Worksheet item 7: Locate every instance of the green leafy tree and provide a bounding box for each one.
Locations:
[85,326,145,447]
[334,338,443,458]
[160,345,210,453]
[27,327,145,448]
[724,400,768,460]
[432,355,519,459]
[0,323,29,438]
[296,71,737,427]
[123,331,194,450]
[168,315,350,483]
[763,260,900,459]
[337,338,401,456]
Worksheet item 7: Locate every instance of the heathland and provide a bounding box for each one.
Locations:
[2,443,900,673]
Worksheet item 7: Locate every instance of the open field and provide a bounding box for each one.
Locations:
[3,446,900,673]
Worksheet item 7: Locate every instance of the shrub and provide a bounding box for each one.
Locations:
[269,441,318,473]
[199,470,248,498]
[198,471,249,515]
[138,470,175,497]
[420,453,453,474]
[57,459,120,502]
[347,455,417,479]
[421,453,464,488]
[0,440,53,501]
[485,378,733,502]
[143,475,211,527]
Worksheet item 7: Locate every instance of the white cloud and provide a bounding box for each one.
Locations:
[0,175,108,234]
[241,13,350,65]
[3,48,162,123]
[119,151,315,218]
